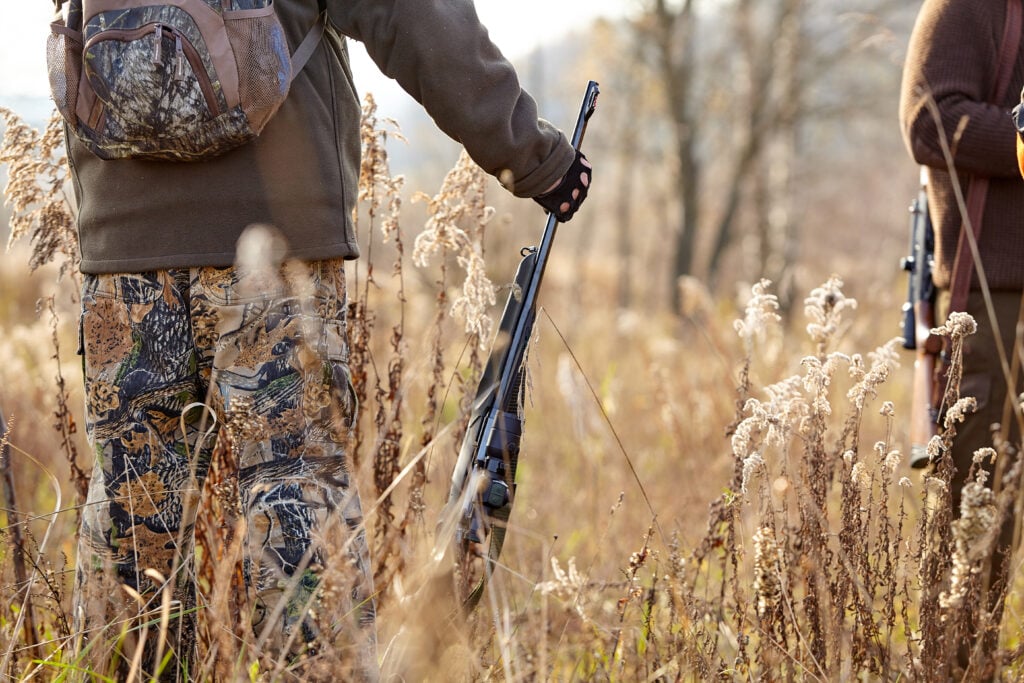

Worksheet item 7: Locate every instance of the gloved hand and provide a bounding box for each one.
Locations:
[1017,129,1024,180]
[533,150,592,222]
[1013,101,1024,179]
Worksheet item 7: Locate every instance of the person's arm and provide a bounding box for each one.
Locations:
[898,0,1019,179]
[329,0,575,199]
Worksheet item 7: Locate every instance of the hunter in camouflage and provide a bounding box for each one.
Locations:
[59,0,591,679]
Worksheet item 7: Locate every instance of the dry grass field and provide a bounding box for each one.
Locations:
[1,99,1023,682]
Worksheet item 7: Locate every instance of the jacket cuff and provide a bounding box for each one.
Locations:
[506,130,575,198]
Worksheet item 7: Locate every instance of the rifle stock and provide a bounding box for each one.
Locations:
[909,300,939,465]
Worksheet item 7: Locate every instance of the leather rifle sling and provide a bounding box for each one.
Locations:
[948,0,1023,314]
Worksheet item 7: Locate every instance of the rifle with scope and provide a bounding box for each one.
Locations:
[900,166,940,468]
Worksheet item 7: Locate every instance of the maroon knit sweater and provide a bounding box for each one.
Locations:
[899,0,1024,291]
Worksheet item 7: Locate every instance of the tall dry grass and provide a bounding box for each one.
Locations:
[0,102,1022,681]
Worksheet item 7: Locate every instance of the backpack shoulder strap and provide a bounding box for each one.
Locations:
[290,5,328,81]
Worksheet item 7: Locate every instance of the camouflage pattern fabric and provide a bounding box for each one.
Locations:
[72,259,376,680]
[49,0,291,161]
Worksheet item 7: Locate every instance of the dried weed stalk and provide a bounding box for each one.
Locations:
[44,296,88,508]
[348,93,405,472]
[412,149,496,343]
[349,93,410,601]
[0,109,78,278]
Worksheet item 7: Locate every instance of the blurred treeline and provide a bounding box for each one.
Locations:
[369,0,918,318]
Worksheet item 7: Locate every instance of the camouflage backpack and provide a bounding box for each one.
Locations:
[46,0,326,161]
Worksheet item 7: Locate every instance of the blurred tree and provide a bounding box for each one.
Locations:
[629,0,909,311]
[640,0,700,312]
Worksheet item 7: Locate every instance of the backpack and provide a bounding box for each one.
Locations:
[46,0,325,161]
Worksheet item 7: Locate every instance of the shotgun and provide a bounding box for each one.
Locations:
[900,166,940,467]
[441,80,599,609]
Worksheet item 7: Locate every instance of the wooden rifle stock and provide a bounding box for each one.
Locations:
[909,300,940,466]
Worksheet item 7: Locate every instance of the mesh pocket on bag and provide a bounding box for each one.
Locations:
[47,23,83,126]
[225,13,292,132]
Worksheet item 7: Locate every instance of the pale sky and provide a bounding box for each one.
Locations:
[0,2,631,101]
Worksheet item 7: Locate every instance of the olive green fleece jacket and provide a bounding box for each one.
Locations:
[898,0,1024,291]
[69,0,575,274]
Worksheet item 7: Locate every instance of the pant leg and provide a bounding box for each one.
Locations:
[191,258,376,678]
[941,289,1023,516]
[938,288,1024,679]
[73,270,210,681]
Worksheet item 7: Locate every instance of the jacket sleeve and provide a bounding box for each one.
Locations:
[327,0,574,198]
[898,0,1020,179]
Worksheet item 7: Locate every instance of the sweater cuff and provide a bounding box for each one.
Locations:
[506,131,575,199]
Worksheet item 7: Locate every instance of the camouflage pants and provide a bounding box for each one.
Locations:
[73,259,376,680]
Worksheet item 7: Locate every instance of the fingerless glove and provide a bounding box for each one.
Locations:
[533,150,591,222]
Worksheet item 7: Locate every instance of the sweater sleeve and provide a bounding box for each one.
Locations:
[898,0,1020,179]
[327,0,574,197]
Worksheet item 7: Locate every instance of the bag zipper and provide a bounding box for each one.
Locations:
[84,24,222,117]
